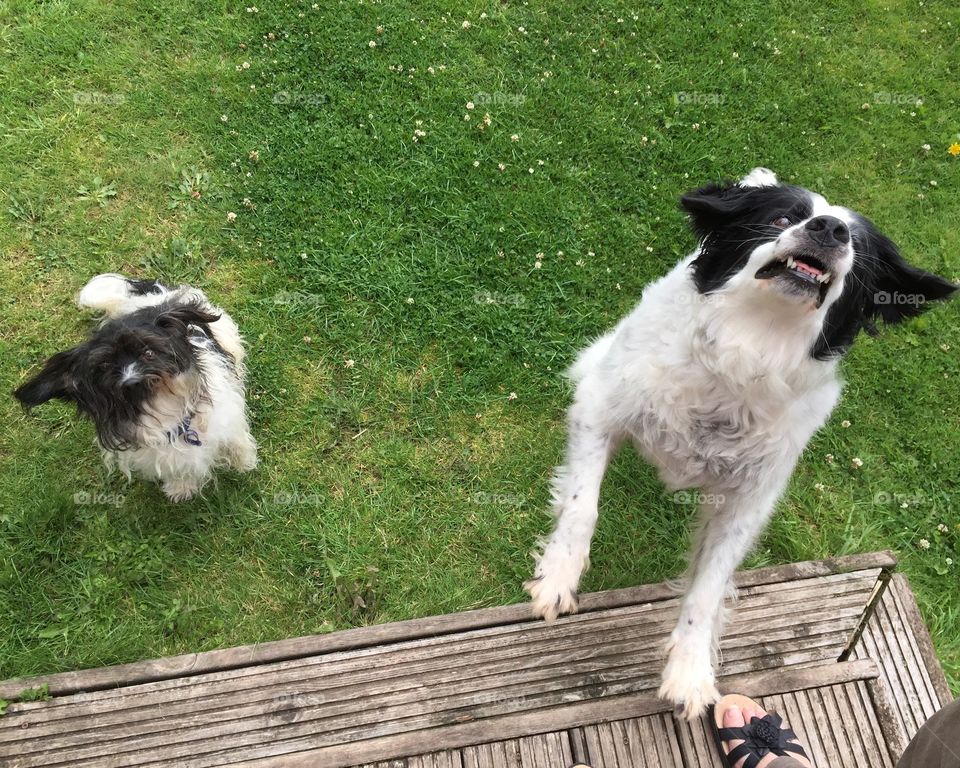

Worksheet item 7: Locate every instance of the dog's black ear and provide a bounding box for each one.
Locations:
[156,304,221,331]
[680,181,750,239]
[14,347,83,407]
[865,231,956,325]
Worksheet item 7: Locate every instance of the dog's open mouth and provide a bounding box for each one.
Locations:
[755,252,833,306]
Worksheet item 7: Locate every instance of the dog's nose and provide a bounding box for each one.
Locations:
[805,215,850,247]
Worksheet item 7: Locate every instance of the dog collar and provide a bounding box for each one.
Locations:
[167,413,202,447]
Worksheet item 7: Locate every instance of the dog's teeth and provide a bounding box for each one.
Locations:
[786,256,795,268]
[817,272,832,284]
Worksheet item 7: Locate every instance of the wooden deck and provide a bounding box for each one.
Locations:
[0,552,952,767]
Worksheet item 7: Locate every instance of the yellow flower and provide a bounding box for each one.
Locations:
[949,142,960,156]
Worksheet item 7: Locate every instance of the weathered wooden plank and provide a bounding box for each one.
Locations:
[852,572,950,747]
[406,752,463,768]
[866,675,909,760]
[0,556,908,768]
[576,712,681,768]
[0,553,894,701]
[1,577,875,751]
[673,711,717,768]
[843,681,895,768]
[783,683,894,768]
[887,574,952,706]
[3,569,875,735]
[3,627,862,766]
[166,662,879,768]
[3,608,878,768]
[3,615,861,755]
[5,567,878,728]
[518,732,573,766]
[359,761,406,768]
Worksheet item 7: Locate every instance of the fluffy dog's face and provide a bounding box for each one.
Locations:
[14,303,219,449]
[682,168,956,357]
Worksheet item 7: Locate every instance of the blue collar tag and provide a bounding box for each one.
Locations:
[167,414,202,447]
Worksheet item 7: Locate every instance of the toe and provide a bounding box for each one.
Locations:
[723,705,746,728]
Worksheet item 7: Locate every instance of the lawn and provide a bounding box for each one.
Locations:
[1,0,958,693]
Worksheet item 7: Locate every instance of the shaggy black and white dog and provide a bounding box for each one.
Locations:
[524,168,956,719]
[14,274,257,501]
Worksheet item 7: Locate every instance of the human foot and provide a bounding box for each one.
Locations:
[714,694,812,767]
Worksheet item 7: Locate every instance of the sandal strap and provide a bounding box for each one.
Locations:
[779,741,808,758]
[726,743,760,768]
[719,712,808,765]
[718,726,751,741]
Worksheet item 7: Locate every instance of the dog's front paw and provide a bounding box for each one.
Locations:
[523,553,582,622]
[524,574,579,622]
[162,480,200,503]
[226,436,258,472]
[658,640,719,720]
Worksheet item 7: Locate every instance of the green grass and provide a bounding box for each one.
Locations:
[1,0,958,693]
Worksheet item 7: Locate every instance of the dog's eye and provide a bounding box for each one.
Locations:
[772,216,792,229]
[141,349,156,361]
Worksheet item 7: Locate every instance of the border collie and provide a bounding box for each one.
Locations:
[524,168,955,718]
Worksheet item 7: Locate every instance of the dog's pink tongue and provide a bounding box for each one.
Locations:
[794,259,823,277]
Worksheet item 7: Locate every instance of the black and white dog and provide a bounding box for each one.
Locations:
[524,168,956,719]
[14,274,257,501]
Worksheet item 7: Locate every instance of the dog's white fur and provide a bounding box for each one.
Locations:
[79,274,257,501]
[525,170,858,719]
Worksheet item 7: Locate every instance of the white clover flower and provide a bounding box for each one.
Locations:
[841,420,851,428]
[919,538,931,550]
[461,20,471,29]
[814,482,826,492]
[938,523,949,533]
[466,101,475,110]
[344,359,356,368]
[510,134,519,142]
[851,457,864,469]
[508,392,518,401]
[368,40,377,48]
[226,212,237,222]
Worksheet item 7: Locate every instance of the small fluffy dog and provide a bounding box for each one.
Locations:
[14,274,257,501]
[524,168,956,719]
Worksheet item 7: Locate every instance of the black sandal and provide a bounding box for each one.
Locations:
[713,694,810,768]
